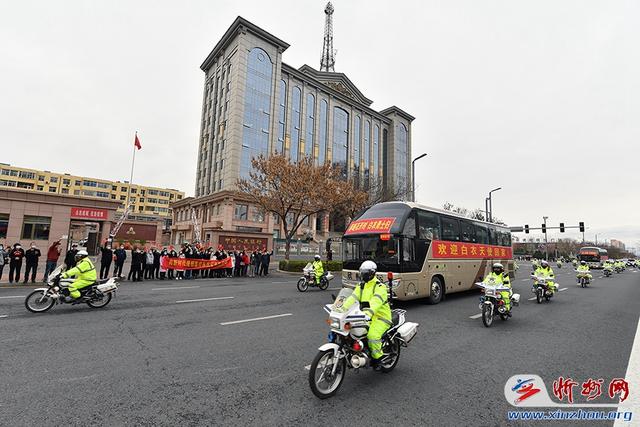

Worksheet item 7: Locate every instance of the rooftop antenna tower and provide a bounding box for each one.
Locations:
[320,2,336,72]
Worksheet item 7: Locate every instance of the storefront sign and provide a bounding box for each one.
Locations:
[219,235,268,251]
[344,217,395,235]
[114,223,158,241]
[160,257,232,271]
[431,240,513,259]
[70,207,108,220]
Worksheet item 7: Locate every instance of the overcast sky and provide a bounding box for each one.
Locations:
[1,0,638,249]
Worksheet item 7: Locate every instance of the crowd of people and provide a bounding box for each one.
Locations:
[0,240,274,284]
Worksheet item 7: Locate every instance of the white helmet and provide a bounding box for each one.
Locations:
[492,263,504,274]
[359,260,377,282]
[541,260,549,268]
[75,250,88,260]
[314,254,321,261]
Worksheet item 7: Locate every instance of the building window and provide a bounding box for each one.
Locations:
[395,123,409,191]
[0,213,8,239]
[38,175,45,181]
[17,182,34,190]
[50,176,58,183]
[318,99,328,165]
[252,207,265,222]
[353,115,361,186]
[306,93,315,158]
[48,187,56,193]
[83,180,97,187]
[240,47,273,179]
[332,107,349,180]
[74,180,81,186]
[234,204,249,220]
[373,124,380,181]
[364,120,371,189]
[277,79,287,154]
[19,171,35,179]
[37,185,44,191]
[21,216,51,240]
[289,86,302,162]
[63,179,70,185]
[120,186,126,192]
[61,188,69,194]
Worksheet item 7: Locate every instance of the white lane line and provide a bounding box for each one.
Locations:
[521,279,530,282]
[328,287,343,291]
[220,313,293,326]
[614,318,640,424]
[0,295,24,299]
[175,296,234,304]
[270,281,291,284]
[152,286,199,291]
[528,296,537,301]
[304,364,311,370]
[0,315,8,318]
[469,313,482,319]
[558,287,568,292]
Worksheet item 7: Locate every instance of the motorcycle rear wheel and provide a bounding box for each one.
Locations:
[308,349,346,399]
[482,304,493,328]
[380,339,401,373]
[87,292,112,308]
[319,278,329,291]
[297,279,309,292]
[25,290,55,313]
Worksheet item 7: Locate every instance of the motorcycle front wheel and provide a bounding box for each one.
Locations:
[536,289,543,304]
[380,338,401,373]
[308,349,346,399]
[25,290,55,313]
[482,304,493,328]
[296,279,309,292]
[87,292,112,309]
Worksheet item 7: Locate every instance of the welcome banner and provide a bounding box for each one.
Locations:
[160,257,232,271]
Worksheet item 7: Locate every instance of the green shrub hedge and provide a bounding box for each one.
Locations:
[278,260,343,272]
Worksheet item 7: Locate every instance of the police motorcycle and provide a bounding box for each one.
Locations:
[531,273,557,304]
[475,279,520,328]
[308,287,419,399]
[575,268,591,288]
[24,264,118,313]
[556,260,562,269]
[297,263,334,292]
[614,262,624,274]
[603,262,614,278]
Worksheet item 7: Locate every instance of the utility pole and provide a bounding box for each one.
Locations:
[543,216,549,261]
[488,187,501,223]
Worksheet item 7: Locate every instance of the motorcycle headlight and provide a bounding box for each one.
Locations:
[329,317,340,329]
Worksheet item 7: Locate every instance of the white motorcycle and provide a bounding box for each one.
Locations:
[25,264,118,313]
[476,281,520,327]
[297,263,334,292]
[308,287,419,399]
[531,274,557,304]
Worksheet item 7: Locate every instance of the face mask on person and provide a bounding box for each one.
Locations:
[15,245,21,250]
[31,245,36,249]
[120,246,124,249]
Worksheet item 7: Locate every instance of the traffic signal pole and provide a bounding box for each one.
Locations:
[543,216,549,261]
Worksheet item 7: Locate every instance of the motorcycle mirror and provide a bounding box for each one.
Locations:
[330,293,336,301]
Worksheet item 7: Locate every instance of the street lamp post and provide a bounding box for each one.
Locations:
[487,187,502,222]
[543,215,549,261]
[411,153,427,202]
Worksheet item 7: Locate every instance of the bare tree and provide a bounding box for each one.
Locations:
[237,155,366,260]
[443,202,506,225]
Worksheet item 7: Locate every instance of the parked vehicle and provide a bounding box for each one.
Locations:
[25,265,118,313]
[308,288,419,399]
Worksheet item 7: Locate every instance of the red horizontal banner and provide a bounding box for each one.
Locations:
[431,240,512,259]
[160,257,232,271]
[345,217,395,235]
[71,207,108,220]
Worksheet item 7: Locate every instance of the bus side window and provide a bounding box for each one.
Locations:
[403,212,417,237]
[488,226,498,246]
[460,220,475,242]
[476,225,489,244]
[417,211,440,241]
[441,217,460,241]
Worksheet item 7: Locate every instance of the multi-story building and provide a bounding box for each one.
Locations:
[610,239,625,250]
[0,163,184,222]
[171,15,415,250]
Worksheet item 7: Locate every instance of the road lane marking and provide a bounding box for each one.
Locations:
[0,315,8,318]
[0,296,25,299]
[153,286,199,291]
[614,318,640,424]
[558,287,568,292]
[469,313,482,319]
[521,279,529,282]
[528,296,536,301]
[176,296,234,304]
[220,313,292,326]
[304,365,311,370]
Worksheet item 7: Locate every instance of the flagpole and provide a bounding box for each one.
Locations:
[126,131,137,207]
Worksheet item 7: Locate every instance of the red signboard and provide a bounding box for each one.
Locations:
[114,223,158,242]
[344,217,396,235]
[160,257,232,271]
[70,207,108,220]
[431,240,513,259]
[219,235,268,251]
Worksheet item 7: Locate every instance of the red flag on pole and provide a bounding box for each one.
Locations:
[134,133,142,150]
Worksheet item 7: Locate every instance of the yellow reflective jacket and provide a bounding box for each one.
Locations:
[351,278,392,323]
[577,265,590,273]
[312,260,324,276]
[534,266,555,279]
[62,258,97,284]
[483,271,511,287]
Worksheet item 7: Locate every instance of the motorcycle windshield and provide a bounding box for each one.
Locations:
[50,264,64,279]
[332,288,355,313]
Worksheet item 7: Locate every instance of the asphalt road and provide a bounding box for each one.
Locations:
[0,263,638,426]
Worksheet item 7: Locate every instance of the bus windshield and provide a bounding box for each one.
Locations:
[343,234,401,272]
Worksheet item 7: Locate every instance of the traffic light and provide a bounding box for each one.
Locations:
[579,222,585,232]
[560,222,565,233]
[525,224,529,234]
[542,223,546,233]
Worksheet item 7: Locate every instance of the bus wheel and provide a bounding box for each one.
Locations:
[427,277,443,305]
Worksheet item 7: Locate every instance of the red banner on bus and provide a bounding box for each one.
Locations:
[160,257,232,271]
[431,240,512,259]
[345,217,395,235]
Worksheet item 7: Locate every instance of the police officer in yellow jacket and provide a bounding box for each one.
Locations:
[61,250,96,301]
[350,260,392,369]
[312,255,324,285]
[534,260,556,295]
[483,262,512,312]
